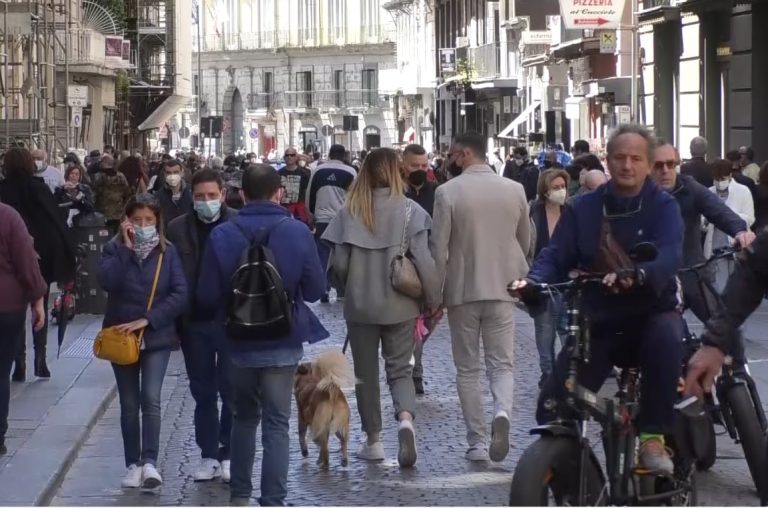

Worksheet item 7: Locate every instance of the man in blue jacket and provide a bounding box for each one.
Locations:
[196,163,328,506]
[512,124,684,474]
[651,140,754,322]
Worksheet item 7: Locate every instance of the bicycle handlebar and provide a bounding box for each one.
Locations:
[678,246,739,274]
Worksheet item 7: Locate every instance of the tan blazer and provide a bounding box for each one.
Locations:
[430,163,531,307]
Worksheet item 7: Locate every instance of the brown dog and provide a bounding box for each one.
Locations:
[294,350,354,468]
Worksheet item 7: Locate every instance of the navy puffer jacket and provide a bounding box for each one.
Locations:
[98,240,188,351]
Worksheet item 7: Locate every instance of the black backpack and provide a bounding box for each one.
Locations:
[226,218,293,340]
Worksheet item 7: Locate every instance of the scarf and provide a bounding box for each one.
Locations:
[133,236,160,262]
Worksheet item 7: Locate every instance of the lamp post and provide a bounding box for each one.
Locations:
[630,0,639,122]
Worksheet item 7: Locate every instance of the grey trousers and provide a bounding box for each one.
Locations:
[347,320,417,436]
[447,301,515,447]
[413,341,424,379]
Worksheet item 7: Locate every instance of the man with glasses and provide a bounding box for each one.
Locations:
[651,141,754,323]
[277,148,311,225]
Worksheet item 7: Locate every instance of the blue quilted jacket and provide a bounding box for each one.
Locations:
[98,240,188,351]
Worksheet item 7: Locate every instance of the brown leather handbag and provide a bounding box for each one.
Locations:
[390,200,423,299]
[592,219,634,275]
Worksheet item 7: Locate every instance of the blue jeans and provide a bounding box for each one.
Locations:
[112,348,171,467]
[0,311,25,444]
[229,364,295,505]
[181,322,232,460]
[314,223,331,293]
[532,295,566,378]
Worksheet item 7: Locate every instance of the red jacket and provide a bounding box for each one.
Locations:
[0,203,47,312]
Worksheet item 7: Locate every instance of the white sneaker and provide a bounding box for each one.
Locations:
[121,464,142,488]
[465,444,489,461]
[489,410,511,462]
[141,463,163,489]
[356,441,385,461]
[221,459,231,483]
[397,420,417,468]
[193,458,221,482]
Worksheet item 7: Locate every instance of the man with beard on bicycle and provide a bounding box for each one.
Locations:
[512,124,685,475]
[651,140,755,323]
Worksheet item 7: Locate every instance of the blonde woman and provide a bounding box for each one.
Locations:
[322,148,441,469]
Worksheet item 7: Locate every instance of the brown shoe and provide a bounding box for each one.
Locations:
[638,439,673,475]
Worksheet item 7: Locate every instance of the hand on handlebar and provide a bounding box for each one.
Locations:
[684,345,726,398]
[602,272,634,290]
[734,230,756,250]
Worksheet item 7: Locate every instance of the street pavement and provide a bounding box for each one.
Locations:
[42,298,768,506]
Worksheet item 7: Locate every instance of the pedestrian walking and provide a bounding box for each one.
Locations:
[754,162,768,232]
[119,156,149,194]
[681,136,712,188]
[0,203,47,456]
[98,193,187,489]
[166,169,237,483]
[305,144,356,303]
[322,147,441,468]
[0,148,76,381]
[278,148,312,225]
[503,147,539,202]
[739,146,761,184]
[196,164,328,506]
[153,159,193,227]
[31,148,65,193]
[93,154,132,233]
[431,132,530,463]
[54,164,96,227]
[529,169,570,386]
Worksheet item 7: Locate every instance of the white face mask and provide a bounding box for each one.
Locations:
[35,160,45,172]
[715,179,730,191]
[547,188,568,205]
[165,174,182,188]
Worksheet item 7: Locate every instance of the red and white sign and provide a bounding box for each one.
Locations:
[558,0,626,30]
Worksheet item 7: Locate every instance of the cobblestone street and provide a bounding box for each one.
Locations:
[50,301,763,506]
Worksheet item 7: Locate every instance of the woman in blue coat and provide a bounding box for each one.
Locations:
[98,193,187,490]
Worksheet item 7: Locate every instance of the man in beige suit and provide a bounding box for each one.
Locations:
[430,131,531,463]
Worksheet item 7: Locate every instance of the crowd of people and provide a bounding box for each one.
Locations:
[0,128,766,504]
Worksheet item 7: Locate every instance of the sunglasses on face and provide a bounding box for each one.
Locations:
[285,153,297,157]
[653,160,679,171]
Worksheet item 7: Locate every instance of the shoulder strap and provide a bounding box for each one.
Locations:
[400,200,412,256]
[138,251,163,344]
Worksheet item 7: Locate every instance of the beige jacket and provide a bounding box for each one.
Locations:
[430,164,531,307]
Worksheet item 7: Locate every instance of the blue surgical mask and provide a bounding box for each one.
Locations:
[134,225,158,243]
[194,199,222,222]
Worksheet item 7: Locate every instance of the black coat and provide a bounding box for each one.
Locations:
[153,184,194,228]
[166,207,236,330]
[0,175,76,284]
[681,157,713,189]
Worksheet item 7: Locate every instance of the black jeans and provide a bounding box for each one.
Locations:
[1,311,26,443]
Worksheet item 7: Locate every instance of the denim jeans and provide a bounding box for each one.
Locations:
[0,311,25,444]
[229,364,295,505]
[181,321,232,460]
[313,223,331,293]
[112,348,171,467]
[532,294,566,378]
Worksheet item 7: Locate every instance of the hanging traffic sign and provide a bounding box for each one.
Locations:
[249,128,259,139]
[70,107,82,128]
[558,0,626,30]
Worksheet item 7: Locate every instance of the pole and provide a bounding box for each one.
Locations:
[196,1,202,150]
[65,0,70,149]
[630,0,639,123]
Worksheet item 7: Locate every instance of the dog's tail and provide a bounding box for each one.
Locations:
[314,350,355,392]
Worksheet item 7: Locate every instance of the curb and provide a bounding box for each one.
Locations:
[37,380,117,506]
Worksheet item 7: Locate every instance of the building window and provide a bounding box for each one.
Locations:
[299,0,317,46]
[334,70,344,107]
[362,69,377,106]
[362,0,380,39]
[330,0,345,43]
[296,71,313,108]
[263,71,273,109]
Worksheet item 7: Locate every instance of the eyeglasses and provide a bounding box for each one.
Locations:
[603,197,644,219]
[285,153,298,157]
[653,160,679,171]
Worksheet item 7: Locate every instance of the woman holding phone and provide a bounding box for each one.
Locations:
[98,193,187,489]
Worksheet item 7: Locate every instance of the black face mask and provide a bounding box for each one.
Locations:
[408,170,427,186]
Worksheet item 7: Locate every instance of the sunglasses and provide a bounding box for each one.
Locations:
[285,153,298,157]
[653,160,679,171]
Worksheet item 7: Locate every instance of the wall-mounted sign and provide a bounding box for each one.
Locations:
[558,0,627,30]
[522,31,553,45]
[599,31,617,54]
[439,48,456,74]
[67,85,88,107]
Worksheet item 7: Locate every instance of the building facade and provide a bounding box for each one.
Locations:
[187,0,398,157]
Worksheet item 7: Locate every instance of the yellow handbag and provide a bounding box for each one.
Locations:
[93,252,164,365]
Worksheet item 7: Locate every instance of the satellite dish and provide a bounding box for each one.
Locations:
[82,0,121,35]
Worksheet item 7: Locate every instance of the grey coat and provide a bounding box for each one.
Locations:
[322,188,441,325]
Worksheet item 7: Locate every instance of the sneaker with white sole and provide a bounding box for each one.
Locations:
[141,463,163,489]
[465,444,489,461]
[356,441,385,461]
[489,410,510,462]
[121,464,142,488]
[397,420,417,468]
[193,458,221,482]
[221,459,231,483]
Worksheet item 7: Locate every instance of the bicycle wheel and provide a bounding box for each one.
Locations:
[725,383,767,497]
[509,436,605,506]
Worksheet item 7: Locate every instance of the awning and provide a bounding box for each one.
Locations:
[498,101,541,139]
[138,94,190,131]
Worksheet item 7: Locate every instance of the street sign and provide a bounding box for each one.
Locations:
[558,0,626,30]
[522,31,553,45]
[249,128,259,139]
[178,127,190,138]
[439,48,456,74]
[68,85,88,107]
[321,125,333,137]
[599,31,617,54]
[70,107,82,128]
[617,105,631,124]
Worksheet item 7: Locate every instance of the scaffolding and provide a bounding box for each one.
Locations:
[0,0,72,157]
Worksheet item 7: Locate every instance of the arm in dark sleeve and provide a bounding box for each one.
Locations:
[98,241,132,292]
[502,161,514,180]
[7,210,47,302]
[300,227,326,303]
[637,198,684,294]
[694,180,747,237]
[146,247,188,329]
[195,234,226,318]
[527,203,579,283]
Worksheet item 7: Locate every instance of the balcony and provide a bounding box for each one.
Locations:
[55,29,123,72]
[281,90,383,111]
[199,25,396,52]
[469,43,501,81]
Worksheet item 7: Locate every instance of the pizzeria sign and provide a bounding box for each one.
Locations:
[558,0,627,30]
